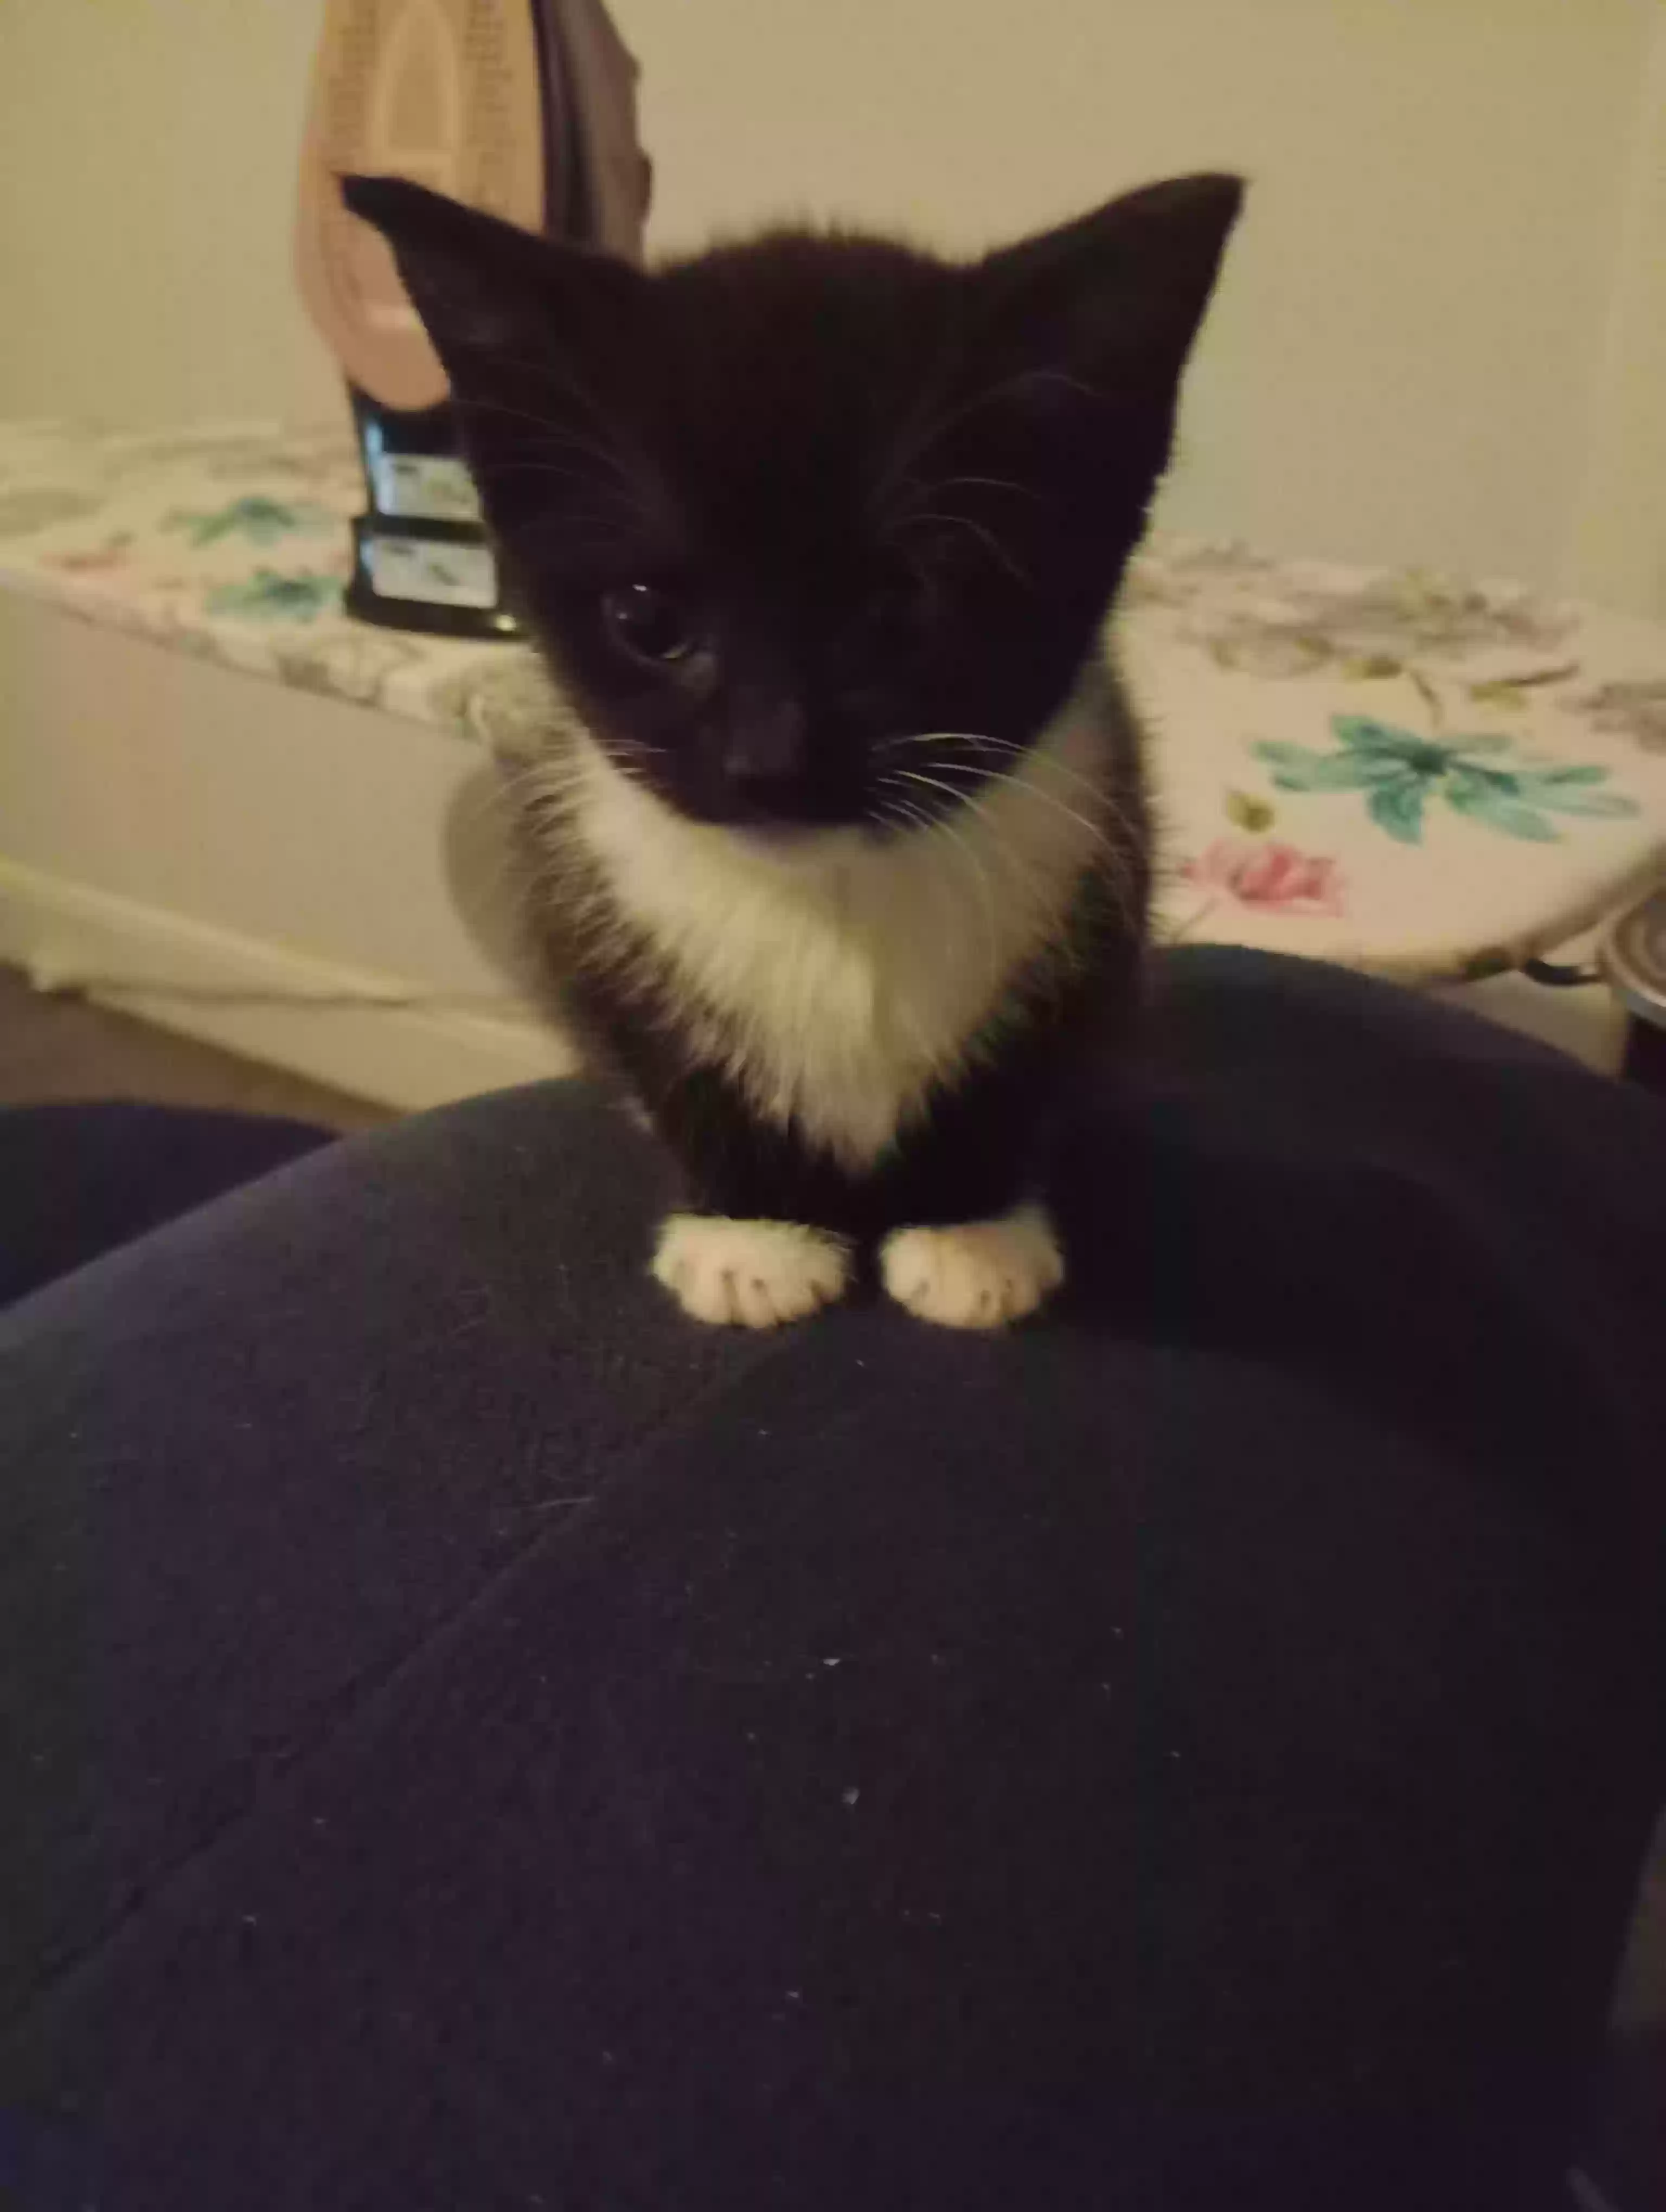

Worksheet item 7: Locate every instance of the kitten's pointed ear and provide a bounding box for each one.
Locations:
[338,173,645,389]
[339,176,652,537]
[978,173,1245,398]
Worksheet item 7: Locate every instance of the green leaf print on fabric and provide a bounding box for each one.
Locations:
[168,496,335,547]
[1253,741,1401,792]
[204,569,342,622]
[1252,716,1639,845]
[1366,777,1428,845]
[1443,771,1558,843]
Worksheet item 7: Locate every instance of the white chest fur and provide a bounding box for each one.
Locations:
[562,671,1119,1171]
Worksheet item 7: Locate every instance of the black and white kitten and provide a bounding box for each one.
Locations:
[345,171,1243,1330]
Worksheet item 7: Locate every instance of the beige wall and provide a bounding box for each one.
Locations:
[614,0,1661,600]
[0,0,341,430]
[2,0,1662,607]
[1571,8,1666,619]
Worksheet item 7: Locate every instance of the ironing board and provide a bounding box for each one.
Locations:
[4,417,1665,987]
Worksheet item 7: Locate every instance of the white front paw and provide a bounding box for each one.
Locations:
[653,1214,853,1329]
[880,1205,1064,1329]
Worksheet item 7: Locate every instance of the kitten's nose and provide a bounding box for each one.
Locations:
[722,699,808,802]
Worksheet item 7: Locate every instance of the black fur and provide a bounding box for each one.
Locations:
[513,718,1148,1242]
[344,172,1242,1247]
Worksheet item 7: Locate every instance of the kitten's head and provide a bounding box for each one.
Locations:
[344,172,1242,839]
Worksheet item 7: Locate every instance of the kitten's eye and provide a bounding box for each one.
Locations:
[602,583,695,666]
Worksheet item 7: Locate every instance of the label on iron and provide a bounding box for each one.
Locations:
[368,532,498,608]
[371,452,483,523]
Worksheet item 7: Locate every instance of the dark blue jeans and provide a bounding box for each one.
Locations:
[4,953,1664,2210]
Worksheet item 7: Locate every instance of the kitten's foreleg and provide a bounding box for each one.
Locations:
[869,1055,1071,1329]
[880,1204,1065,1330]
[652,1213,853,1329]
[631,1078,856,1328]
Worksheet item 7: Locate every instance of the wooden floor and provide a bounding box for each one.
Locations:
[0,964,390,1131]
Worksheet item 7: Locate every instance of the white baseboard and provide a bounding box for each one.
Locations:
[0,858,579,1110]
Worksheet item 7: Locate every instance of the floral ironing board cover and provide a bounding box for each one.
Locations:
[4,418,1665,985]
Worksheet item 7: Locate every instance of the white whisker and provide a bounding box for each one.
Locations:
[456,394,659,518]
[884,740,1143,934]
[921,802,1002,1008]
[885,509,1034,592]
[883,770,1040,917]
[883,764,974,816]
[875,366,1103,509]
[890,730,1125,816]
[497,666,1135,1167]
[922,472,1043,505]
